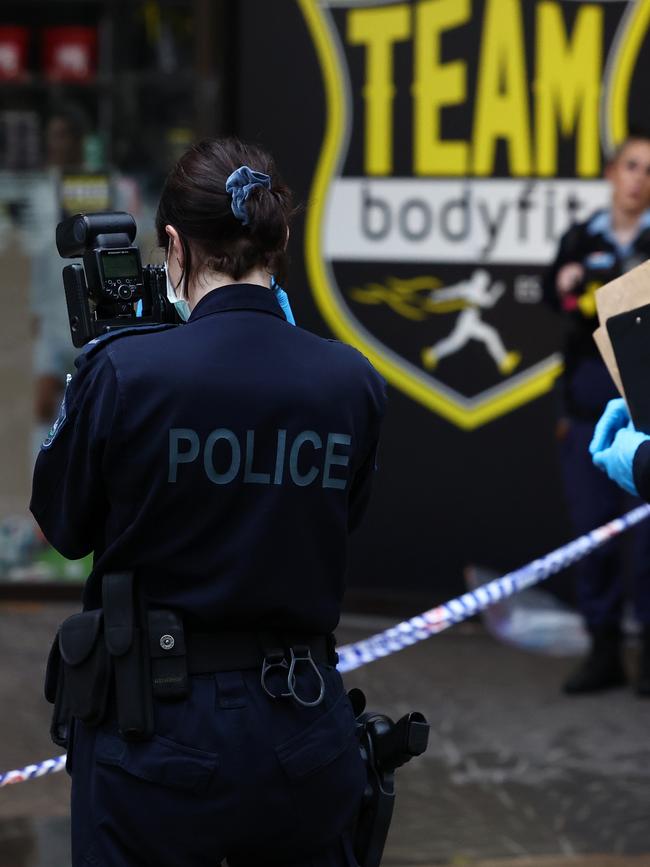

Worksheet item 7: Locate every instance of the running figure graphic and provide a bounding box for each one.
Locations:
[421,269,521,376]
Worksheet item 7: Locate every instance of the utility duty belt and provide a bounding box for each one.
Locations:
[44,572,337,747]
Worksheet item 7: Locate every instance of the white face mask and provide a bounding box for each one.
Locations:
[165,260,191,322]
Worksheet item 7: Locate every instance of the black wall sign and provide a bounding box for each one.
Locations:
[235,0,650,606]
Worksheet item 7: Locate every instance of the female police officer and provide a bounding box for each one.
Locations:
[30,138,386,866]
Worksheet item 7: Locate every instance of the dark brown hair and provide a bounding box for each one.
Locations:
[156,138,293,295]
[609,127,650,164]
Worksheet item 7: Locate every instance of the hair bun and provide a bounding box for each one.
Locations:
[156,137,294,286]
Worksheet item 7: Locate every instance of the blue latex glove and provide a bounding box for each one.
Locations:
[271,276,296,325]
[592,422,649,496]
[589,398,630,456]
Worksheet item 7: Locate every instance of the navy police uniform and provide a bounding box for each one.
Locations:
[31,283,387,867]
[544,210,650,629]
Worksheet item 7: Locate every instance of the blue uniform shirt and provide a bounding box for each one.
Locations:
[30,284,386,633]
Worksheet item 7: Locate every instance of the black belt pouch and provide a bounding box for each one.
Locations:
[148,609,189,700]
[103,572,153,741]
[44,610,111,747]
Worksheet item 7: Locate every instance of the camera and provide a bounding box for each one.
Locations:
[56,211,179,348]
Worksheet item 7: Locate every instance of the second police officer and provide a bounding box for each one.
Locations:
[31,138,387,866]
[543,132,650,696]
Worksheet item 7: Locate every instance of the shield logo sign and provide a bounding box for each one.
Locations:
[297,0,639,429]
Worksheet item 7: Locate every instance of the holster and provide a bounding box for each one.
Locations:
[350,689,429,867]
[44,609,111,748]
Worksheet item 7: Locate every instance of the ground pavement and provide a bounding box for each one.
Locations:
[0,601,649,866]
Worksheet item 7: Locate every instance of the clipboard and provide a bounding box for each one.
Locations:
[594,260,650,397]
[606,302,650,434]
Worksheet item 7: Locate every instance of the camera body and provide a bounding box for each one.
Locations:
[56,212,178,348]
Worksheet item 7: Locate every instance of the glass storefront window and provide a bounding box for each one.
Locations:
[0,0,227,585]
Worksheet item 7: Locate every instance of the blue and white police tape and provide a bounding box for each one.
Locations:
[2,503,649,787]
[336,503,650,673]
[0,755,66,788]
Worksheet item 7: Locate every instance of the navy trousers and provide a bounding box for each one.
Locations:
[561,418,650,627]
[69,664,365,866]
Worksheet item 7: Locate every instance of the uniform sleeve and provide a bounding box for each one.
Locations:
[348,368,387,533]
[542,224,585,312]
[348,437,380,532]
[30,350,121,559]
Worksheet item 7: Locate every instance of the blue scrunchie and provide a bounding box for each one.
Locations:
[225,165,272,226]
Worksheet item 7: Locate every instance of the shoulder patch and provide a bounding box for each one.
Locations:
[76,323,178,367]
[41,374,72,450]
[584,250,616,270]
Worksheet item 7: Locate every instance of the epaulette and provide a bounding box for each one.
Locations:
[75,323,178,367]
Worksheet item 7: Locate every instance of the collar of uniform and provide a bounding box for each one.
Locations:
[586,207,650,252]
[586,209,611,237]
[187,283,286,323]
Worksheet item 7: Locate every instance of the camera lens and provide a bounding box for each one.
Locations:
[118,285,134,300]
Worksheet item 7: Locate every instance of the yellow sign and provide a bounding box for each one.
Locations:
[299,0,642,429]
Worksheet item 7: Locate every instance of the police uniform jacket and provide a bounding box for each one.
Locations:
[30,284,387,634]
[543,208,650,421]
